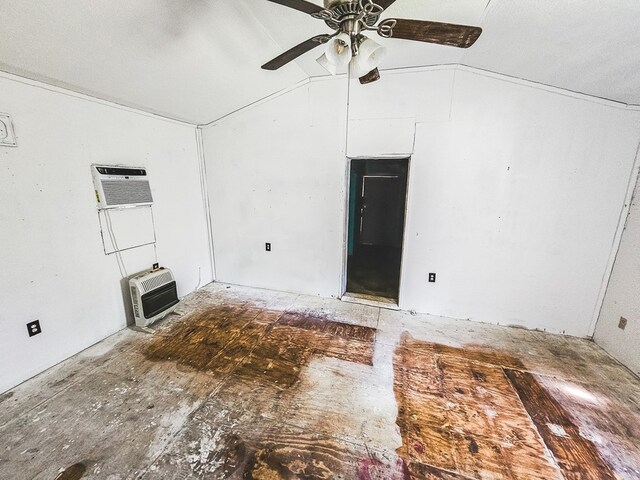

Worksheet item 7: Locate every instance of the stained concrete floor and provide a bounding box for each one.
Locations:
[1,284,640,479]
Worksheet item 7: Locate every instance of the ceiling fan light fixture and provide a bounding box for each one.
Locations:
[325,32,353,67]
[350,35,386,78]
[317,53,339,75]
[262,0,483,83]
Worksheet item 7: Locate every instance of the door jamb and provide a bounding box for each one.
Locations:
[340,158,352,296]
[397,156,412,309]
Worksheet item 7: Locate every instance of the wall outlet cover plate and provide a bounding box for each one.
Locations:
[27,320,41,337]
[619,317,628,330]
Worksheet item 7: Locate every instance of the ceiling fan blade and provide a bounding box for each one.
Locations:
[359,68,380,85]
[381,18,482,48]
[267,0,323,15]
[262,35,331,70]
[375,0,397,10]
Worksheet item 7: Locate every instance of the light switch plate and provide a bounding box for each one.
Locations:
[0,113,17,147]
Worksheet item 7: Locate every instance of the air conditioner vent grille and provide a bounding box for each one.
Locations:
[101,179,152,207]
[141,271,173,293]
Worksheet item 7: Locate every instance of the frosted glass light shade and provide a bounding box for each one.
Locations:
[325,33,353,68]
[350,36,386,78]
[317,53,338,75]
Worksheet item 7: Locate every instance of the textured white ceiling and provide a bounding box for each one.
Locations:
[1,0,639,125]
[0,0,307,124]
[462,0,640,105]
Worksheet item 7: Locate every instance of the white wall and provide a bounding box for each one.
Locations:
[595,169,640,376]
[400,70,640,336]
[201,69,454,298]
[0,74,212,393]
[202,80,348,297]
[201,67,640,337]
[347,68,455,157]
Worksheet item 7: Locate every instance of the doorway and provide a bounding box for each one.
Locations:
[346,158,409,301]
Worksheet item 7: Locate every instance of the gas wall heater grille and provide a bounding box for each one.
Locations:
[129,268,179,327]
[141,271,173,292]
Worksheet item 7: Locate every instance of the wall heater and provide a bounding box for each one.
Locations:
[129,268,179,327]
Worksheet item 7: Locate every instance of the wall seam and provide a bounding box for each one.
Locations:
[457,64,640,111]
[7,63,636,130]
[589,131,640,337]
[202,65,640,130]
[0,69,196,127]
[198,78,311,128]
[196,127,217,283]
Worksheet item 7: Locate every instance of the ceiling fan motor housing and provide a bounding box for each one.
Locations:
[323,0,354,8]
[318,0,381,31]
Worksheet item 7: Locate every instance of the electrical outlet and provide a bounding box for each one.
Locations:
[265,243,271,252]
[619,317,628,330]
[428,273,436,283]
[26,320,41,337]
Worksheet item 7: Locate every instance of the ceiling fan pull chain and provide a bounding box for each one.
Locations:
[377,18,397,38]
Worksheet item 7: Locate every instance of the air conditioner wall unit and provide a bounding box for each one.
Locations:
[129,268,179,327]
[92,164,153,209]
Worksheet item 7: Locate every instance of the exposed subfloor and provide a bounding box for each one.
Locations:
[1,283,640,479]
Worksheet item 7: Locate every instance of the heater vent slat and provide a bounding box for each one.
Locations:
[141,271,173,293]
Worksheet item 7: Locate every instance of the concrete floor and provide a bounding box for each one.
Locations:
[1,283,640,479]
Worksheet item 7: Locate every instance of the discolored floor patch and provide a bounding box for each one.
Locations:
[138,305,386,479]
[505,369,615,479]
[393,333,620,479]
[143,305,377,388]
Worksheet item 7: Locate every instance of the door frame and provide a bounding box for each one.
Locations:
[340,155,412,305]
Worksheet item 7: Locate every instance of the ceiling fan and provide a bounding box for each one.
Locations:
[261,0,482,84]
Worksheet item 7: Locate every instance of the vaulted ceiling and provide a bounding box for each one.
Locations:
[1,0,639,124]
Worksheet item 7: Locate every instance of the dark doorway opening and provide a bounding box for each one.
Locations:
[346,158,409,301]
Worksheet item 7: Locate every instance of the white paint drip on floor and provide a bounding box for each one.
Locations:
[185,410,238,475]
[146,400,194,461]
[547,423,569,438]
